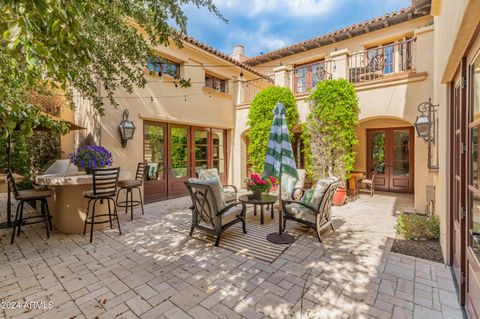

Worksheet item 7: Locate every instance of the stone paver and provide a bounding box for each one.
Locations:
[0,192,462,318]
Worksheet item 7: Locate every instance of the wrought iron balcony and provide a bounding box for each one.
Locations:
[349,38,415,85]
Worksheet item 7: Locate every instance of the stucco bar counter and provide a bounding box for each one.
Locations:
[35,172,130,234]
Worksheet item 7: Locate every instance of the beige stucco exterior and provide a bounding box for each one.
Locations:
[233,19,435,214]
[62,2,480,269]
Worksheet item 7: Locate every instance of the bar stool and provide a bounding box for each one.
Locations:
[116,163,145,221]
[83,167,121,242]
[6,170,52,244]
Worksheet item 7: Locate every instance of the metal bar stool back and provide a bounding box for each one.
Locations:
[83,167,121,242]
[7,170,52,244]
[116,162,146,220]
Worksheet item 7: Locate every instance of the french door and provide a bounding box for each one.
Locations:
[451,69,466,302]
[367,127,414,193]
[466,50,480,319]
[143,121,227,202]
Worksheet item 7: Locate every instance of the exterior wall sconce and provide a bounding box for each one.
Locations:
[118,109,136,148]
[414,98,439,170]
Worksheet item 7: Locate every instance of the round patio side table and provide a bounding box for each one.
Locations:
[238,194,277,225]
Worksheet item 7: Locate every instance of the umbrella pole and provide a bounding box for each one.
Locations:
[278,173,283,235]
[7,134,12,226]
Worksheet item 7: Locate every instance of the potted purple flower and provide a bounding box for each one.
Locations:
[69,145,113,174]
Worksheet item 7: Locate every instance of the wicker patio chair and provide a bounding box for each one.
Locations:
[282,177,340,242]
[185,178,246,247]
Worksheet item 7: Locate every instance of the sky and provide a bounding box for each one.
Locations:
[180,0,412,58]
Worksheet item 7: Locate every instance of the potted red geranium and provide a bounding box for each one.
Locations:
[245,173,277,199]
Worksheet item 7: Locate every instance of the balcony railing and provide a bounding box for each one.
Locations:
[348,38,415,84]
[294,60,333,94]
[240,75,274,105]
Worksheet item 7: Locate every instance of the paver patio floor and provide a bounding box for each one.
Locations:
[0,192,462,319]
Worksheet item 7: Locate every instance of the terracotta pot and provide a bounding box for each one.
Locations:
[332,187,347,206]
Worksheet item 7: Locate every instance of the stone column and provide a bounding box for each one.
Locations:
[273,65,290,89]
[329,48,350,80]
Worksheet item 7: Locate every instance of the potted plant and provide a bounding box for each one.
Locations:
[69,145,113,174]
[303,79,360,206]
[244,173,277,199]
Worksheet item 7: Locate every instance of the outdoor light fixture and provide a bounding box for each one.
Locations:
[118,109,136,148]
[414,98,439,170]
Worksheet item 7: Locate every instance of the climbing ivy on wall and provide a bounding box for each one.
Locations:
[303,79,360,181]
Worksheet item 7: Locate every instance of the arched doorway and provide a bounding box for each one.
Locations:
[356,117,414,193]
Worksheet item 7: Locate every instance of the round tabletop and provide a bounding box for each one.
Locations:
[238,193,278,204]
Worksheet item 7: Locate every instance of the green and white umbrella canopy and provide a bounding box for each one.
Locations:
[262,102,299,181]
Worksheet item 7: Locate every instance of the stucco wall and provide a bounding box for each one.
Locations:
[233,22,434,212]
[431,0,480,264]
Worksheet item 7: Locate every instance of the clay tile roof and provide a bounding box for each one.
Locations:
[180,34,269,79]
[245,4,431,66]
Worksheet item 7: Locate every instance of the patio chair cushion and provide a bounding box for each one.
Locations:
[187,178,226,211]
[310,177,340,209]
[301,189,314,205]
[221,206,243,225]
[285,203,316,224]
[278,169,306,200]
[223,189,237,203]
[198,168,225,193]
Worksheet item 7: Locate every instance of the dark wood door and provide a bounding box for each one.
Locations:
[167,124,191,198]
[143,122,168,203]
[367,127,414,193]
[452,77,466,302]
[466,51,480,319]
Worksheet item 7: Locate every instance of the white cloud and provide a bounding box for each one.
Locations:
[214,0,339,17]
[224,20,290,56]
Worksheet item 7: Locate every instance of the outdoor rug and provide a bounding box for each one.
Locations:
[176,211,309,263]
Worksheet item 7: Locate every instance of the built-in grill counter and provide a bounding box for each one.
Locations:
[36,160,130,234]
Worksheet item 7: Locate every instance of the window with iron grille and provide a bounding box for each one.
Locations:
[205,74,227,93]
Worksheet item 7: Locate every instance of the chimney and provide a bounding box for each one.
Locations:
[231,45,248,62]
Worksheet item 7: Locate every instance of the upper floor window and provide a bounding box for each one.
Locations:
[294,60,332,94]
[147,56,180,78]
[205,74,227,93]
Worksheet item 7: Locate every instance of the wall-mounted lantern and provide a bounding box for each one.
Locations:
[414,98,439,170]
[118,109,136,148]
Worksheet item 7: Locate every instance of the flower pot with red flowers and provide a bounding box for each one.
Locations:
[244,173,277,199]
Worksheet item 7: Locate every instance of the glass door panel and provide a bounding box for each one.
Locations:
[368,130,388,191]
[194,129,209,174]
[212,129,225,178]
[143,122,168,202]
[168,125,191,198]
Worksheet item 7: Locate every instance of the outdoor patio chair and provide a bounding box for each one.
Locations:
[116,162,146,220]
[83,167,121,242]
[7,170,53,244]
[357,173,375,197]
[185,178,246,247]
[197,168,238,203]
[271,169,307,213]
[282,177,340,242]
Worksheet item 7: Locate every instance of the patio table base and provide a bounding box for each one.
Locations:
[266,232,295,244]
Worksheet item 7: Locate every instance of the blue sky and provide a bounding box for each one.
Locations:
[181,0,411,57]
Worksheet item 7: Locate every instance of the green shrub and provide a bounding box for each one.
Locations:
[303,79,360,181]
[247,86,299,173]
[396,212,440,241]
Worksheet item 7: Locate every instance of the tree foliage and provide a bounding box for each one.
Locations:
[247,86,299,173]
[0,0,222,139]
[303,79,360,181]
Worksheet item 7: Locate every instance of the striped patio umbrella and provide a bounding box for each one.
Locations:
[263,102,298,244]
